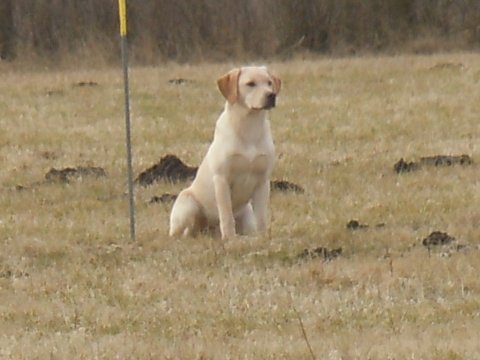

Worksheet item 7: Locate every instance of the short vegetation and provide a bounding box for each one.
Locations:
[0,53,479,358]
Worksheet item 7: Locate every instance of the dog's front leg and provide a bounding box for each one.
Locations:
[251,179,270,234]
[213,174,235,239]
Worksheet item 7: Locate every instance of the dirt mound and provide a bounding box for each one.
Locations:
[346,220,369,230]
[135,155,198,186]
[149,193,178,204]
[271,180,304,193]
[346,220,385,230]
[394,154,473,173]
[45,166,107,183]
[298,247,342,261]
[429,62,465,71]
[393,159,419,173]
[73,81,99,87]
[422,231,455,247]
[420,154,472,166]
[0,268,29,279]
[168,78,193,85]
[136,155,304,194]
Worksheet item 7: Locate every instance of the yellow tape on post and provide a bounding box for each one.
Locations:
[118,0,127,36]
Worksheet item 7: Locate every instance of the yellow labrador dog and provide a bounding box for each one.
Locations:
[169,66,281,239]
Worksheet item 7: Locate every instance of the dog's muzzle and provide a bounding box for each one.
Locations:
[264,93,276,110]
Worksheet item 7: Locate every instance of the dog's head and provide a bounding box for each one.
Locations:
[217,66,281,111]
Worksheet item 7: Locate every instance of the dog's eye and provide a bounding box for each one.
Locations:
[246,81,256,87]
[267,80,273,86]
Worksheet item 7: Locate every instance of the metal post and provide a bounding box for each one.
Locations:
[118,0,136,241]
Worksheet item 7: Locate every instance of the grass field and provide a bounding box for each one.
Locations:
[1,53,479,359]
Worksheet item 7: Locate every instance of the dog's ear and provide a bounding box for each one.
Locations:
[217,68,241,104]
[270,74,282,95]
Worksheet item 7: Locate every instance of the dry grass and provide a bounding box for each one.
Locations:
[4,0,480,63]
[1,53,479,359]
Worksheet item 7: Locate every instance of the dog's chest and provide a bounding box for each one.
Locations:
[229,145,271,175]
[228,147,272,204]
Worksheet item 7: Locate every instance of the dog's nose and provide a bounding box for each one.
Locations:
[265,92,276,108]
